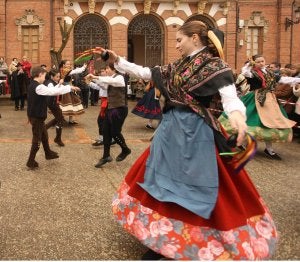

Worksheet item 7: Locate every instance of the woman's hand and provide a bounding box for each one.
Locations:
[71,86,81,92]
[228,110,248,146]
[94,47,119,64]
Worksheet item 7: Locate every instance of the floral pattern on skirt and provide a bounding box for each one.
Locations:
[112,181,278,260]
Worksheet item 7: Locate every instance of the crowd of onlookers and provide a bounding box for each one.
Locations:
[0,56,299,137]
[0,56,101,110]
[0,56,32,110]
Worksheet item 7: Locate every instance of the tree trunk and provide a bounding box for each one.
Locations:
[49,20,74,69]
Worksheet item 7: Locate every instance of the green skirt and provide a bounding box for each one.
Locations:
[218,92,292,142]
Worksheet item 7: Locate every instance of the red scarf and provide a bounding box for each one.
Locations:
[253,67,266,88]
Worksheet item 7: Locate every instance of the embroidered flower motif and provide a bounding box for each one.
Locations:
[140,205,153,214]
[149,218,173,237]
[208,239,225,256]
[198,247,214,260]
[250,237,269,259]
[149,221,160,238]
[194,58,201,65]
[189,227,204,243]
[127,211,135,225]
[182,68,190,76]
[132,220,150,240]
[160,244,178,259]
[158,218,173,234]
[242,242,255,260]
[221,230,236,244]
[120,195,133,205]
[185,94,193,102]
[255,220,274,239]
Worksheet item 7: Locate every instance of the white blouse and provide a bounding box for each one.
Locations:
[115,57,246,117]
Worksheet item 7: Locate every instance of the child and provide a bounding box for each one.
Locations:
[26,66,80,169]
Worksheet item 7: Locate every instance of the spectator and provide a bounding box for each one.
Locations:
[10,62,28,111]
[269,61,281,82]
[20,55,32,79]
[8,58,19,75]
[0,57,8,95]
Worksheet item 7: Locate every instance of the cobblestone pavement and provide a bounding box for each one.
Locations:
[0,96,299,260]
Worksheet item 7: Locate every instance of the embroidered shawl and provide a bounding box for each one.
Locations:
[251,67,277,106]
[152,47,235,132]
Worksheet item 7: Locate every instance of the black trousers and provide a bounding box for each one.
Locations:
[102,106,128,157]
[97,114,105,136]
[15,95,25,108]
[90,89,99,105]
[46,104,65,129]
[80,88,89,108]
[29,117,48,144]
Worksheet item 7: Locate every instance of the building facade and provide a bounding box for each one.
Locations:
[0,0,299,71]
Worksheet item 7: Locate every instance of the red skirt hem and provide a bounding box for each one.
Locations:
[124,146,265,231]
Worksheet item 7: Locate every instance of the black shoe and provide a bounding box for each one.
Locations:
[45,151,59,160]
[116,148,131,162]
[15,107,19,111]
[26,160,39,169]
[110,139,117,145]
[146,124,155,130]
[92,140,104,146]
[95,156,112,168]
[54,138,65,147]
[264,149,282,160]
[141,249,166,260]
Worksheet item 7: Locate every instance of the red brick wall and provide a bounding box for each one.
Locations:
[4,0,52,67]
[0,0,299,70]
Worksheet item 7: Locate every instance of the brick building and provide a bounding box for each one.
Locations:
[0,0,299,71]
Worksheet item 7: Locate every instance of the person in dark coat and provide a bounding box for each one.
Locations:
[10,62,28,111]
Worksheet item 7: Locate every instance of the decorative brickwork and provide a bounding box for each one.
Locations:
[0,0,299,70]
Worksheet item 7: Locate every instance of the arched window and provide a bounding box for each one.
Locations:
[186,14,216,29]
[73,14,109,57]
[128,14,164,67]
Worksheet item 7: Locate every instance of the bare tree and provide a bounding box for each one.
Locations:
[50,19,74,69]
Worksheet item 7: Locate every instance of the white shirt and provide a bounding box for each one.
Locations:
[69,64,87,75]
[93,74,125,89]
[89,81,107,97]
[36,82,72,96]
[115,57,246,116]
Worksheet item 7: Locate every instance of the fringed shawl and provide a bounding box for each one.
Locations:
[250,67,277,106]
[152,47,235,132]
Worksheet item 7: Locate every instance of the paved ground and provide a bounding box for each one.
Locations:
[0,95,299,260]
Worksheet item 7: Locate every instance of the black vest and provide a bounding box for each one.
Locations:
[107,74,127,109]
[27,80,47,119]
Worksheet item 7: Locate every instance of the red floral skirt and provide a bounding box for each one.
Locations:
[112,147,278,260]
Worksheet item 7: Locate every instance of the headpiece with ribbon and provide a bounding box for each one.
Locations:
[207,28,225,60]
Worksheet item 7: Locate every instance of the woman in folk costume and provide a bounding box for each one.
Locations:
[131,80,162,129]
[219,55,300,160]
[59,60,85,124]
[97,20,278,260]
